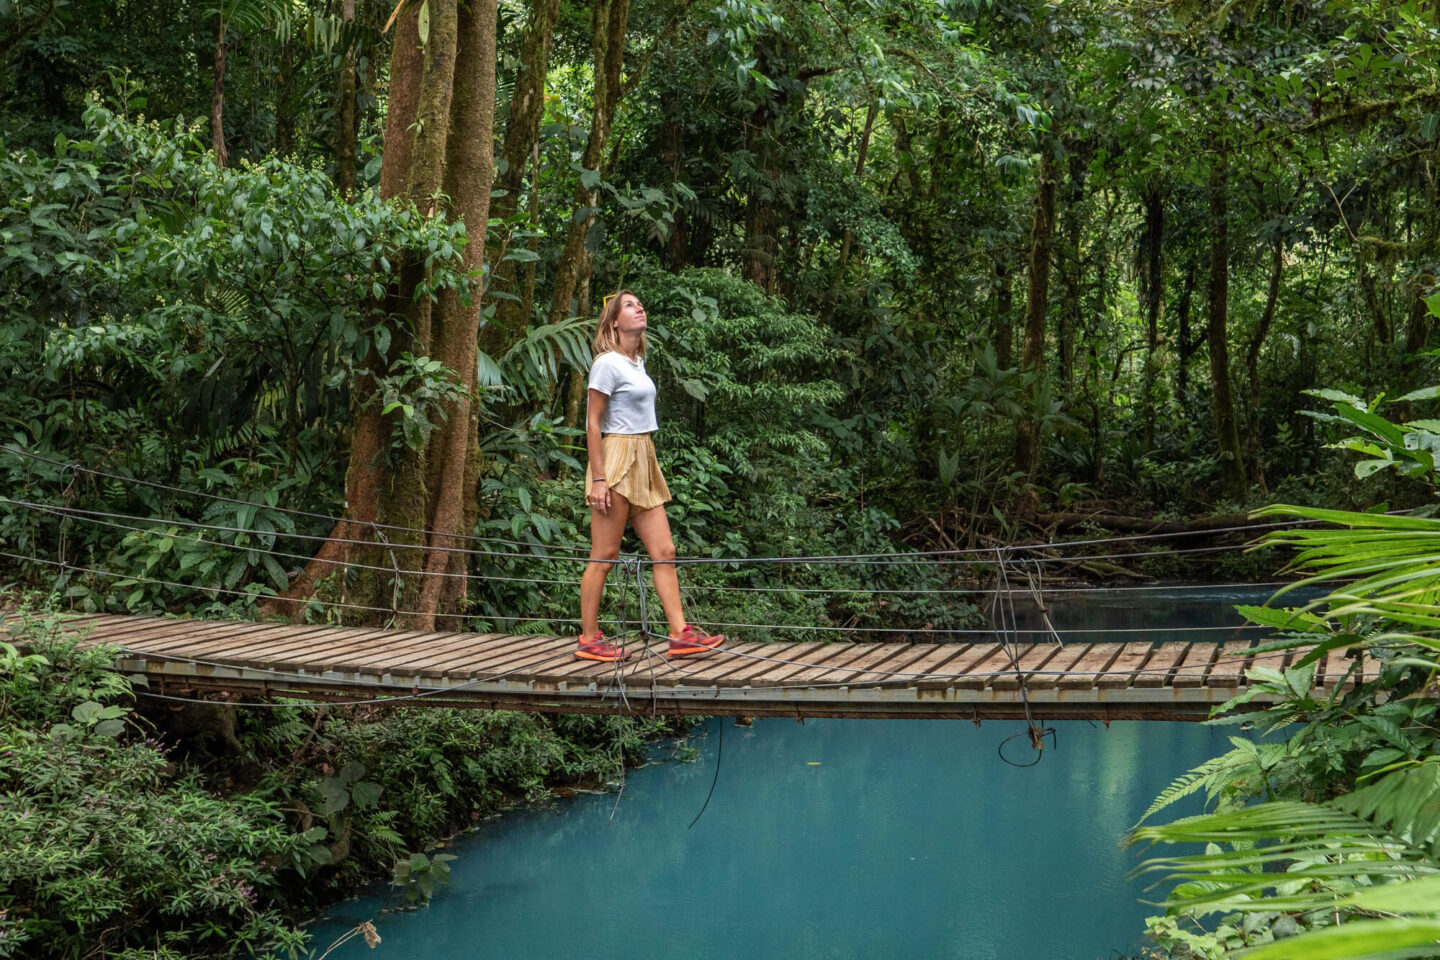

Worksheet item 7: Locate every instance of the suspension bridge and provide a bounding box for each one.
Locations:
[1,446,1374,722]
[10,610,1370,721]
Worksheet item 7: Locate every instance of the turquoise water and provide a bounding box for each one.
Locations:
[309,717,1225,960]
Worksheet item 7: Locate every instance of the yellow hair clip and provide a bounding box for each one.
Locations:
[602,293,618,308]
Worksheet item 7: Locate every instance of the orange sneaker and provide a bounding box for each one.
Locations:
[575,632,631,662]
[668,625,725,658]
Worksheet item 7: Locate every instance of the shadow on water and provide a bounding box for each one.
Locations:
[306,588,1299,960]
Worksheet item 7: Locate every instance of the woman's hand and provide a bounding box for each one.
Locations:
[588,479,612,513]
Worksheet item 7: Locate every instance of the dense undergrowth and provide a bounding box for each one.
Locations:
[1131,398,1440,959]
[0,603,674,960]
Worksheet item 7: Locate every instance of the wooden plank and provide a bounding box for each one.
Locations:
[1096,643,1155,690]
[394,634,516,676]
[392,637,550,683]
[1320,647,1356,689]
[144,622,334,658]
[1205,641,1256,687]
[263,630,453,671]
[1022,643,1094,691]
[212,627,398,667]
[350,632,495,671]
[86,617,235,649]
[111,623,279,658]
[653,642,812,688]
[721,642,835,688]
[954,644,1026,691]
[992,643,1065,691]
[703,642,837,688]
[145,621,338,658]
[436,636,565,678]
[790,643,916,687]
[13,612,112,635]
[753,642,872,689]
[269,629,433,670]
[404,634,536,675]
[1057,644,1125,690]
[1171,643,1221,688]
[884,643,979,688]
[1359,650,1382,684]
[1133,643,1190,688]
[50,612,137,632]
[849,644,948,685]
[506,637,673,684]
[916,643,1003,690]
[434,638,575,682]
[519,635,667,683]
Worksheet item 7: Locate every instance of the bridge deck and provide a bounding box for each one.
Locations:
[17,613,1370,721]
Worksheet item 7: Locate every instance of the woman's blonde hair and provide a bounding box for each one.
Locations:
[592,289,647,358]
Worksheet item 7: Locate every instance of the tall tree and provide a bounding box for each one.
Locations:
[546,0,630,328]
[273,0,498,628]
[1014,148,1058,478]
[481,0,563,358]
[1207,149,1246,497]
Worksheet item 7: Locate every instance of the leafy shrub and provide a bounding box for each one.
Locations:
[0,612,305,960]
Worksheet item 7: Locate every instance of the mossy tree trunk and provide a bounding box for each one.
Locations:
[1138,178,1164,449]
[1014,148,1058,478]
[1245,235,1282,493]
[1207,150,1247,498]
[269,0,498,630]
[482,0,563,359]
[547,0,630,328]
[334,0,359,198]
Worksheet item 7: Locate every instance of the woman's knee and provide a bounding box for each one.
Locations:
[588,549,621,566]
[649,539,677,564]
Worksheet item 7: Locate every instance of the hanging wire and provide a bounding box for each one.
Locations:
[1,445,596,555]
[0,550,607,630]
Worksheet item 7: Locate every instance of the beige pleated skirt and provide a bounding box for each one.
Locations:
[585,433,671,516]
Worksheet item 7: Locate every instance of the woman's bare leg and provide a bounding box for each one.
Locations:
[630,505,685,636]
[580,489,631,640]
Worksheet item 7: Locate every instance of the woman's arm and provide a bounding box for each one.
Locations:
[586,388,611,512]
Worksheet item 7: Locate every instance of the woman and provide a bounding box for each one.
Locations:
[575,290,725,662]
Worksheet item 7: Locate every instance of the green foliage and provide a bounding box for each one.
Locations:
[0,610,306,960]
[0,96,472,615]
[1131,395,1440,960]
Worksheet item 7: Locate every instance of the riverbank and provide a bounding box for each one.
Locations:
[0,606,679,959]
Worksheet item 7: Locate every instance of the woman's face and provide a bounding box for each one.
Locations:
[612,294,647,335]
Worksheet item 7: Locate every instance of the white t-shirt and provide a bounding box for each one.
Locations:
[588,351,658,434]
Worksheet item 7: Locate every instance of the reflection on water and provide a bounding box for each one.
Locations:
[308,718,1226,960]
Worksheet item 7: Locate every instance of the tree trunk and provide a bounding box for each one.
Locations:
[334,0,359,198]
[1207,152,1246,498]
[1244,236,1282,492]
[1175,262,1199,400]
[482,0,563,358]
[266,0,498,629]
[663,118,688,269]
[1139,179,1164,448]
[416,0,497,622]
[1056,150,1086,392]
[275,37,295,157]
[211,20,228,167]
[546,0,630,327]
[1014,150,1058,477]
[1357,245,1392,343]
[1404,275,1435,369]
[835,102,877,283]
[994,255,1013,370]
[520,141,541,322]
